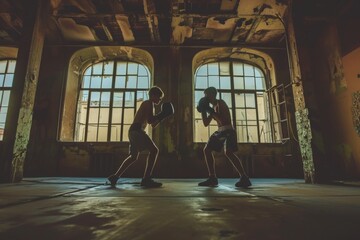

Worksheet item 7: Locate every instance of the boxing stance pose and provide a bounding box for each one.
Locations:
[107,86,174,188]
[197,87,251,188]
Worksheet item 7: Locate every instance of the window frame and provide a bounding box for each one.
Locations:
[193,59,274,143]
[74,60,151,142]
[0,58,16,141]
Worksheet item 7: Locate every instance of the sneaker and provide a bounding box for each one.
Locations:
[198,176,218,187]
[235,176,252,188]
[107,174,119,187]
[140,178,163,188]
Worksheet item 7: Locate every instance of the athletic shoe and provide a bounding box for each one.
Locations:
[198,176,218,187]
[140,178,163,188]
[235,176,252,188]
[107,174,119,187]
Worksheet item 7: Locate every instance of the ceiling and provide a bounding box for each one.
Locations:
[0,0,357,48]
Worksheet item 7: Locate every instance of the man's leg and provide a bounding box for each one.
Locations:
[198,144,218,187]
[204,144,216,177]
[115,153,139,177]
[143,145,159,179]
[108,153,139,187]
[141,141,162,188]
[224,149,247,177]
[224,149,251,188]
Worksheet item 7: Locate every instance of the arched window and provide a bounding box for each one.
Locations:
[194,61,273,143]
[0,59,16,141]
[75,60,150,142]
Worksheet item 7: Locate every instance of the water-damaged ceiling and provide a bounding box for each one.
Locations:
[0,0,357,47]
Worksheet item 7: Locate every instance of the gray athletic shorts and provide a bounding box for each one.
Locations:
[128,125,155,155]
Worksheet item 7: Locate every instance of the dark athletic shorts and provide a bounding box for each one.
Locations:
[128,123,155,155]
[206,126,238,152]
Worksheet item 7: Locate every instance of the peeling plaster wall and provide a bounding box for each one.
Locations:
[340,47,360,176]
[296,20,360,180]
[23,45,302,178]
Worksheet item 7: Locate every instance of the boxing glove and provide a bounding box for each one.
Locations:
[197,97,215,115]
[155,102,174,122]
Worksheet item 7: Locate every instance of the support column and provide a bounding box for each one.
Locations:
[1,0,45,182]
[286,1,316,183]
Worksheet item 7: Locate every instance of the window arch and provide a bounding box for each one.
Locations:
[75,60,150,142]
[0,59,16,141]
[194,60,274,143]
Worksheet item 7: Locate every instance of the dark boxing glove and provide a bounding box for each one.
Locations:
[197,97,215,115]
[155,102,174,122]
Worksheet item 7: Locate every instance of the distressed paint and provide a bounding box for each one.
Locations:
[11,1,45,182]
[352,91,360,136]
[286,1,315,183]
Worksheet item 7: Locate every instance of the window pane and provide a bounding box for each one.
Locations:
[7,60,16,73]
[115,76,126,88]
[244,64,254,76]
[236,124,247,142]
[93,62,103,75]
[112,108,122,123]
[245,94,256,108]
[235,93,245,108]
[83,76,90,88]
[234,76,244,89]
[194,119,208,142]
[257,94,266,120]
[219,62,230,75]
[236,108,246,121]
[116,62,127,75]
[99,108,109,123]
[100,92,110,107]
[90,92,100,107]
[80,90,89,102]
[195,76,208,89]
[87,125,97,141]
[195,90,203,104]
[254,68,263,77]
[220,76,231,89]
[248,126,258,142]
[4,74,13,87]
[0,61,6,73]
[113,92,123,107]
[127,76,137,88]
[111,125,121,141]
[233,62,243,75]
[102,76,112,88]
[122,124,130,141]
[138,76,149,88]
[256,77,265,90]
[244,77,255,89]
[128,63,138,75]
[208,63,219,75]
[98,125,108,141]
[88,108,99,123]
[84,66,92,76]
[123,108,134,124]
[246,109,257,120]
[125,92,135,107]
[90,76,101,88]
[0,74,4,87]
[2,91,10,106]
[103,62,114,75]
[196,65,207,76]
[0,106,7,122]
[208,76,220,89]
[220,92,232,108]
[138,65,148,76]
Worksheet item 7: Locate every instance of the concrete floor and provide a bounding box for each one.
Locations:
[0,178,359,240]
